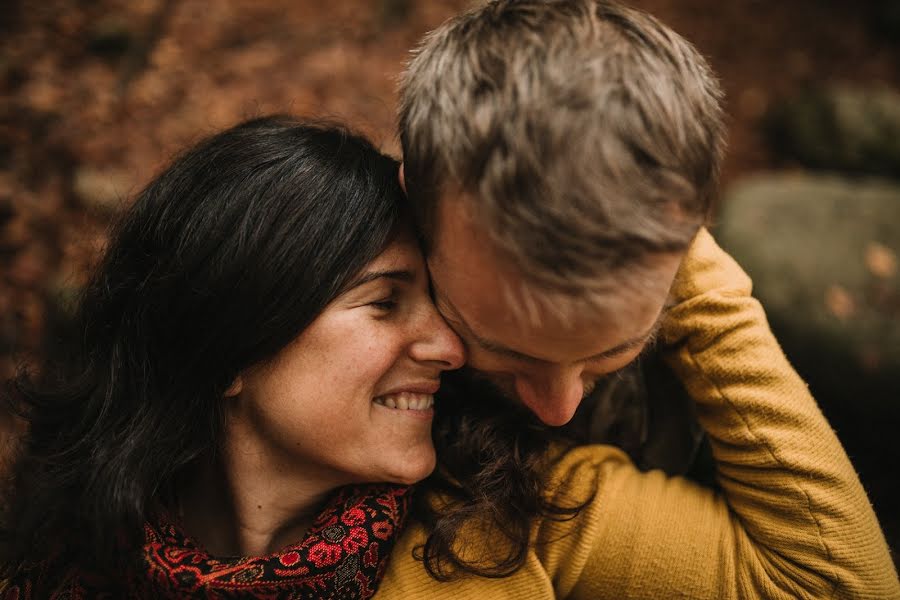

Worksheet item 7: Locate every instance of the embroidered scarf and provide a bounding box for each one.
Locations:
[4,483,411,599]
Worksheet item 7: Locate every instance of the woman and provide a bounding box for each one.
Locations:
[0,116,463,598]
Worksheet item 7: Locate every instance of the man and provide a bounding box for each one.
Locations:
[398,0,722,470]
[379,0,899,597]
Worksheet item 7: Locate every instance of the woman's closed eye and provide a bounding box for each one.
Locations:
[370,295,398,311]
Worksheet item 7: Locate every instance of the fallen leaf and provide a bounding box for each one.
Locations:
[865,243,897,279]
[738,87,768,120]
[858,347,882,373]
[825,284,855,320]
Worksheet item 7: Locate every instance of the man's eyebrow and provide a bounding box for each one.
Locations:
[582,307,668,361]
[471,334,541,362]
[348,269,414,289]
[582,329,657,361]
[483,325,658,364]
[481,327,658,364]
[435,281,664,363]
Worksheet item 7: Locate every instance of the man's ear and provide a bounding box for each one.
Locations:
[398,162,407,194]
[224,376,243,398]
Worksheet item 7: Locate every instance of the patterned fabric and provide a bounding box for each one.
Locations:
[3,483,412,600]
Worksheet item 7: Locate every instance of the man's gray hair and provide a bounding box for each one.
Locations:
[399,0,726,298]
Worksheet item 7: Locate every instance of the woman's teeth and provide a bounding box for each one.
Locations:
[373,392,434,410]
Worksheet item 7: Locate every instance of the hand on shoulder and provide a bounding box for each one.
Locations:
[668,227,752,305]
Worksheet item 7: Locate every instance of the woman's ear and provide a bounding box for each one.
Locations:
[398,162,406,194]
[224,377,243,398]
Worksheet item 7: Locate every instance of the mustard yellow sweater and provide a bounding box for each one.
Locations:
[377,229,900,599]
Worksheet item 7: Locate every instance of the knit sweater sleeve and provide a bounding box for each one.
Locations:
[536,228,899,600]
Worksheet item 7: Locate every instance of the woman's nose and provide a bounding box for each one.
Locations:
[409,304,466,370]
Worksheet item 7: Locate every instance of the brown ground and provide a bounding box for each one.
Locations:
[2,0,899,563]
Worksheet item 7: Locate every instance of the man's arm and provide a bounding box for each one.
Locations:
[537,229,899,599]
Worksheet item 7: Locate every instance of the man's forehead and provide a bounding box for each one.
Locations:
[428,195,493,267]
[429,196,650,315]
[426,195,681,362]
[428,251,661,365]
[428,198,541,326]
[431,270,662,365]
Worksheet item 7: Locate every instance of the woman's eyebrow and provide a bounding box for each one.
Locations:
[349,269,415,289]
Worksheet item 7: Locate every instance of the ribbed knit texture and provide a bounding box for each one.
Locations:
[376,229,900,599]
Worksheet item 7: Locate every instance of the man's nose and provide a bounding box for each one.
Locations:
[514,368,584,427]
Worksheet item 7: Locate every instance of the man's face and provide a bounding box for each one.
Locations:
[428,197,685,427]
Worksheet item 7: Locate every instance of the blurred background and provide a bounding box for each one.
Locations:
[1,0,898,564]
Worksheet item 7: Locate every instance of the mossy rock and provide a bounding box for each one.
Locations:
[715,173,900,415]
[767,86,900,179]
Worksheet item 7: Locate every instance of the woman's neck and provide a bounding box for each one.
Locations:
[177,440,338,557]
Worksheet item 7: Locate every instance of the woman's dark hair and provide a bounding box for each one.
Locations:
[413,370,596,580]
[0,116,403,576]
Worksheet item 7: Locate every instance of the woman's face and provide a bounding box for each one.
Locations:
[229,228,465,487]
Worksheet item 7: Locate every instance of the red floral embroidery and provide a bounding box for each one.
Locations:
[371,520,393,540]
[308,540,343,567]
[363,542,379,568]
[341,507,366,526]
[342,527,369,554]
[4,484,413,600]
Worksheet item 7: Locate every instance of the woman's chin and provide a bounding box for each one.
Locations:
[381,447,437,486]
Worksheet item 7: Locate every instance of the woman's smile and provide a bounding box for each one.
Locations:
[226,228,464,490]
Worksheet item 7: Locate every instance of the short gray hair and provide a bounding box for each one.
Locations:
[399,0,726,297]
